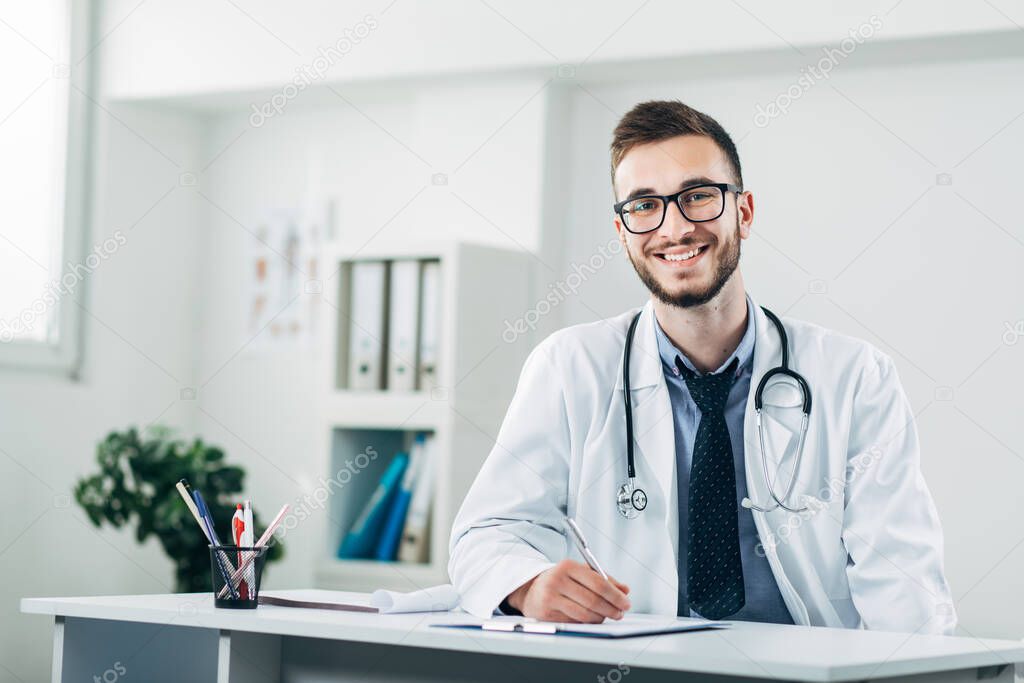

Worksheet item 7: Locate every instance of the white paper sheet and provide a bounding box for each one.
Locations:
[369,584,460,614]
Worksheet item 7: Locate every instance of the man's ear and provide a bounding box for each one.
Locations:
[737,191,754,239]
[613,215,628,250]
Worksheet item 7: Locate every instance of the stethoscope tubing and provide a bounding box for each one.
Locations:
[621,304,812,516]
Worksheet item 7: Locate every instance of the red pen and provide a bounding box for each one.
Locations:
[232,503,249,599]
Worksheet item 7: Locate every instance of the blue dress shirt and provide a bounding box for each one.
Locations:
[654,295,793,624]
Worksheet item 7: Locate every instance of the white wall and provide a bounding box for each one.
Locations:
[191,77,548,590]
[0,104,205,679]
[555,51,1024,638]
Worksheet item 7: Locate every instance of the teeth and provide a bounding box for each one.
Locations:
[663,248,700,262]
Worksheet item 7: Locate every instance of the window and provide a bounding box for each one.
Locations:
[0,1,91,372]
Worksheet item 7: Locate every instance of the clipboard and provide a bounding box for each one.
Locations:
[432,615,728,639]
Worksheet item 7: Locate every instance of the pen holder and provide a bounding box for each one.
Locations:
[210,545,268,609]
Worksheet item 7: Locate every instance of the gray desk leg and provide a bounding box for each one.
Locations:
[217,629,282,683]
[50,616,64,683]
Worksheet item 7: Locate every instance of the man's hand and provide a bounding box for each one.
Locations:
[506,559,631,623]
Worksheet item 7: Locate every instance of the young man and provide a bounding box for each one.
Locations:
[448,100,956,633]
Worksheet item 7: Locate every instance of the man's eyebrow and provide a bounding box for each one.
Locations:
[624,187,656,201]
[623,176,721,202]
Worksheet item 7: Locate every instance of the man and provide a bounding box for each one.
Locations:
[448,100,956,633]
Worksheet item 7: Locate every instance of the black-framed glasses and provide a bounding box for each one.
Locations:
[614,183,742,234]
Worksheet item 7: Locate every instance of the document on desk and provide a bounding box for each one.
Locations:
[433,614,727,639]
[259,585,460,614]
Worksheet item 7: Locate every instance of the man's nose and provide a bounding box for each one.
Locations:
[657,200,697,241]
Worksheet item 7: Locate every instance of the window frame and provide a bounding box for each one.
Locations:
[0,0,94,375]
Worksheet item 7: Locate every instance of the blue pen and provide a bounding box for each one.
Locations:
[193,489,238,599]
[192,490,221,544]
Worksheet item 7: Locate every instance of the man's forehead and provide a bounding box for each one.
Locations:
[614,135,730,194]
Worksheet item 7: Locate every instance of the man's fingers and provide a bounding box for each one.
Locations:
[559,576,625,620]
[567,564,631,612]
[610,576,630,594]
[551,595,606,624]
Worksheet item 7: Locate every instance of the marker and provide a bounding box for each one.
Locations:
[232,503,249,599]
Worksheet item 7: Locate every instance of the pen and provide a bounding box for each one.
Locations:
[565,517,609,580]
[176,480,206,536]
[183,482,238,599]
[242,500,255,594]
[232,503,248,598]
[216,504,290,599]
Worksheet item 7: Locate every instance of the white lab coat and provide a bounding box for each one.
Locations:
[448,296,957,634]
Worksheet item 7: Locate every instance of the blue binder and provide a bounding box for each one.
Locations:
[374,434,427,560]
[337,453,409,559]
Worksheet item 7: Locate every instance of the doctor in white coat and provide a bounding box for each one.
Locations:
[448,100,956,634]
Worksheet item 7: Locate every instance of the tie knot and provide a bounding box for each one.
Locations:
[676,356,739,413]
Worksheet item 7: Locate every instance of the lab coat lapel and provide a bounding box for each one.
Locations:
[742,298,810,624]
[622,307,679,540]
[615,302,677,549]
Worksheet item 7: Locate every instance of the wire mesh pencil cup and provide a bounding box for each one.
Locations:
[210,545,268,609]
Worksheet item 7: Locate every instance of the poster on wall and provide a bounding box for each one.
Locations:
[247,202,332,350]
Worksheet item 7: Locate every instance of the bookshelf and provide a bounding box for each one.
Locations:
[313,240,534,592]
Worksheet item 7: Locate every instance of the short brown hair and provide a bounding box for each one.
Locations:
[610,100,743,190]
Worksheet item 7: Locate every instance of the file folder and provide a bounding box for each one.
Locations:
[348,261,387,390]
[375,433,426,560]
[337,452,408,558]
[398,433,434,563]
[417,260,441,391]
[386,260,421,391]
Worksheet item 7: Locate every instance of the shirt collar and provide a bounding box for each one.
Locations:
[654,294,757,379]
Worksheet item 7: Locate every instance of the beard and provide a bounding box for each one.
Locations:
[627,218,741,309]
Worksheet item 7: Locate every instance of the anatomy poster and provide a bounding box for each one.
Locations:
[247,203,330,349]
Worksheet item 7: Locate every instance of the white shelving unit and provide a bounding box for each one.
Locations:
[313,239,534,592]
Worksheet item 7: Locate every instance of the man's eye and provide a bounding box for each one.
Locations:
[630,200,659,213]
[683,192,712,203]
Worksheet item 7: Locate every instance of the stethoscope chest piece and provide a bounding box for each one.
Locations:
[617,479,647,519]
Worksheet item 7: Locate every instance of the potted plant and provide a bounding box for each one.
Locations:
[75,426,284,592]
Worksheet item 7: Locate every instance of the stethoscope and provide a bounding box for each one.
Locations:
[617,305,813,519]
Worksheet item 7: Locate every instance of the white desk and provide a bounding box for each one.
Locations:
[21,591,1024,683]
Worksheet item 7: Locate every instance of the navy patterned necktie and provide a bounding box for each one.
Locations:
[677,355,745,620]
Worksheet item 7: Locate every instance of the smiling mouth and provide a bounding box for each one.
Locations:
[653,245,709,264]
